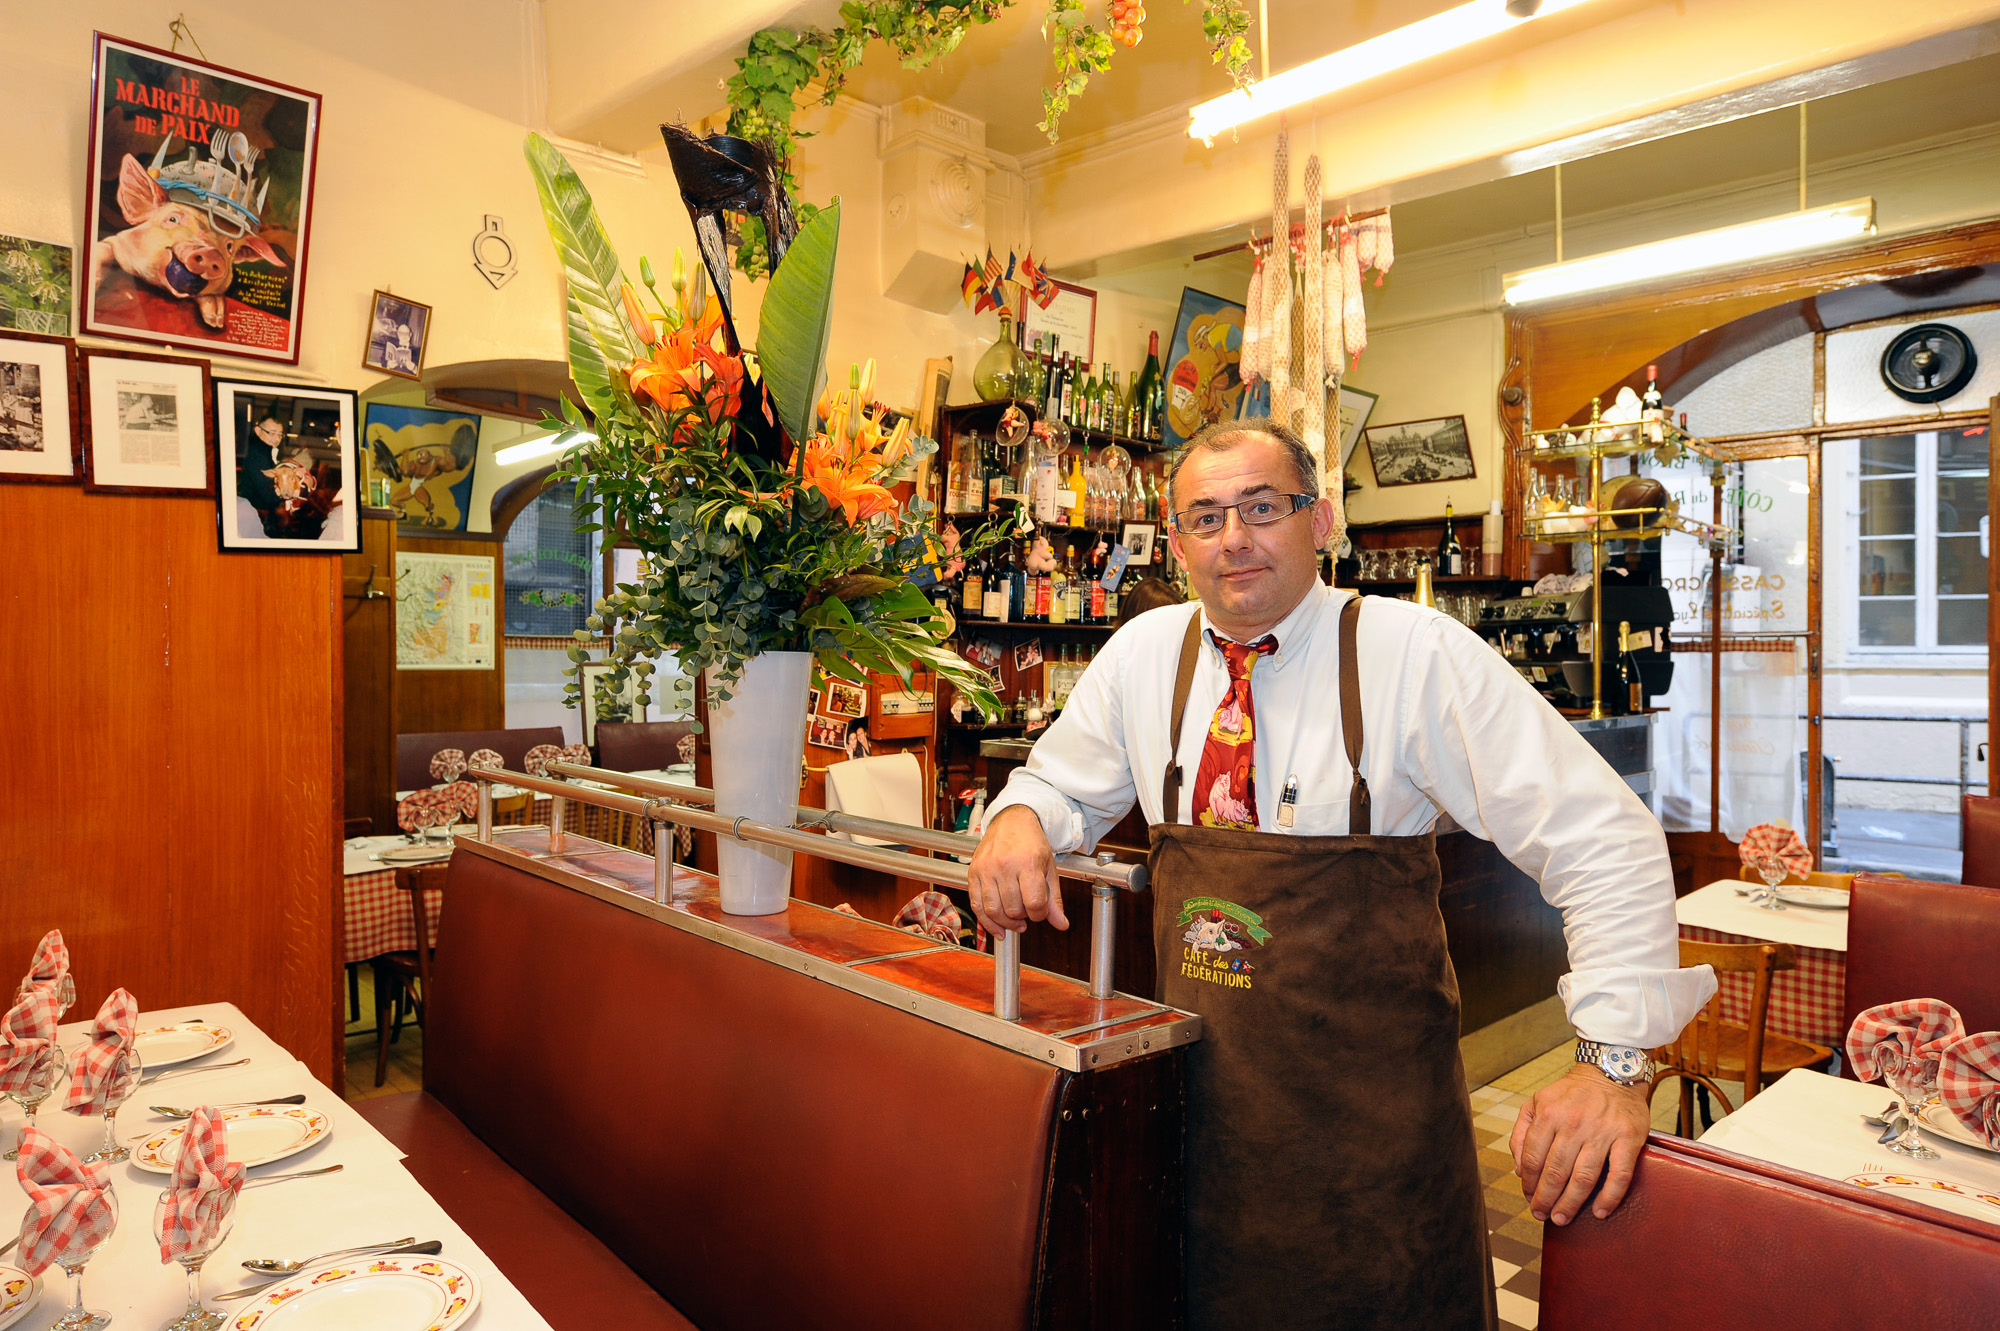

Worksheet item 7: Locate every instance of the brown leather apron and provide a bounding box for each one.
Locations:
[1150,597,1495,1331]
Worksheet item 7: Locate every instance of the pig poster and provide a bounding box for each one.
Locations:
[84,34,320,364]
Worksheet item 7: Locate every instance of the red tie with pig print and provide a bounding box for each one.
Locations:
[1191,636,1277,830]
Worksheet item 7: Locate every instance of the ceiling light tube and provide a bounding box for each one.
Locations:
[1501,198,1876,304]
[1188,0,1598,142]
[494,428,595,467]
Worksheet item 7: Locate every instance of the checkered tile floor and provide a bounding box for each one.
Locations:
[1472,1041,1691,1329]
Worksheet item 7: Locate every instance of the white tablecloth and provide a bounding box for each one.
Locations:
[1701,1068,2000,1222]
[0,1001,552,1328]
[1676,879,1850,952]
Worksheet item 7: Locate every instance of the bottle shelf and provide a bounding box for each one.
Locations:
[1521,510,1731,546]
[954,620,1116,633]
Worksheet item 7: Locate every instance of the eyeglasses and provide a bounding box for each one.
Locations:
[1171,493,1314,537]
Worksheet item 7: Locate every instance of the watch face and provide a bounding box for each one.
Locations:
[1601,1046,1648,1081]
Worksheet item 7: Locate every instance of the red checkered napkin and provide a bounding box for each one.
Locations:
[1845,998,1965,1083]
[1940,1032,2000,1149]
[0,987,58,1097]
[1739,822,1811,879]
[429,748,467,783]
[23,929,67,988]
[438,780,479,821]
[895,890,965,947]
[158,1106,243,1264]
[396,790,432,833]
[559,742,592,767]
[523,744,563,777]
[467,747,503,773]
[63,988,139,1115]
[13,1126,116,1276]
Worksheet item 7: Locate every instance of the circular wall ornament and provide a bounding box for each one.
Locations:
[1879,322,1977,403]
[886,193,908,227]
[929,158,978,229]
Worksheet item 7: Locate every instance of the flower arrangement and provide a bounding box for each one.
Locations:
[523,133,1001,722]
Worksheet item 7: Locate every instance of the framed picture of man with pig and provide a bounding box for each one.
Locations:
[214,378,358,553]
[84,33,321,364]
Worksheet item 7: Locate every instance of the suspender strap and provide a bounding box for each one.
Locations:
[1340,594,1371,834]
[1160,611,1205,819]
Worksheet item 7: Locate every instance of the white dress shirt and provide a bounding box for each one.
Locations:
[985,581,1716,1049]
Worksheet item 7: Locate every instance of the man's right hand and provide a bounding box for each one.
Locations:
[968,804,1069,938]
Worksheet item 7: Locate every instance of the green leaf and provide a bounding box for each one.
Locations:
[756,200,841,443]
[523,133,640,414]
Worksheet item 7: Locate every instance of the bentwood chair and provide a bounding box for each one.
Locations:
[374,861,449,1087]
[1651,938,1834,1134]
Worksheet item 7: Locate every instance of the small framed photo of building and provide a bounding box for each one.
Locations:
[363,290,431,381]
[0,331,80,484]
[214,378,359,551]
[1364,415,1476,488]
[80,348,214,495]
[1120,521,1158,566]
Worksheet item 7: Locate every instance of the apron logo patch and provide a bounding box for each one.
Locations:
[1176,897,1270,989]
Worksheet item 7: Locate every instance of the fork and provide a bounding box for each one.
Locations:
[241,1164,343,1189]
[140,1058,251,1087]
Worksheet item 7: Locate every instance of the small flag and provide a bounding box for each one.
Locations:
[1019,252,1057,309]
[973,283,997,316]
[960,263,983,310]
[1004,250,1018,282]
[982,248,1003,285]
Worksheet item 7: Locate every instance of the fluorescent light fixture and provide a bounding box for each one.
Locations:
[1188,0,1598,142]
[493,428,595,467]
[1501,199,1876,304]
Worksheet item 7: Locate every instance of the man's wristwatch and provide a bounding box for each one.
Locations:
[1576,1040,1655,1087]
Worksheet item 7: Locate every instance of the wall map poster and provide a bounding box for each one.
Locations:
[84,33,321,364]
[396,552,495,671]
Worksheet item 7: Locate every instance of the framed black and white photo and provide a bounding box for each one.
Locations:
[1364,415,1476,488]
[0,332,80,484]
[81,348,213,495]
[1335,384,1379,481]
[363,289,431,381]
[1120,521,1158,566]
[214,378,358,552]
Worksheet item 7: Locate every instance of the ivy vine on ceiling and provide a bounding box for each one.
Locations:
[722,0,1254,278]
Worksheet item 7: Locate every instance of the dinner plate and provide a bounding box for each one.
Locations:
[134,1106,332,1174]
[1774,886,1849,909]
[374,845,453,864]
[228,1255,480,1331]
[1920,1103,2000,1155]
[0,1266,39,1331]
[1844,1171,2000,1220]
[131,1022,235,1068]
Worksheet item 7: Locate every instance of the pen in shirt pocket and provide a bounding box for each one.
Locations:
[1278,775,1298,828]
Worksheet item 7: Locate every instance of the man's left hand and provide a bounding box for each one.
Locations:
[1508,1064,1651,1226]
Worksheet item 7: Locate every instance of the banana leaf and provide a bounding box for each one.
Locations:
[523,133,639,414]
[756,201,841,444]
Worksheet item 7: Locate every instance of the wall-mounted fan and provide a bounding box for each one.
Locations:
[1879,323,1978,404]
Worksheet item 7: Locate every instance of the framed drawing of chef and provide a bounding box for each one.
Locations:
[83,33,322,364]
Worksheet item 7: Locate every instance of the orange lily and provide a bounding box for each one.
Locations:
[619,283,657,348]
[799,428,897,526]
[628,298,742,428]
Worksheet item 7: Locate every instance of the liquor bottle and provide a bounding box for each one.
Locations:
[983,547,1010,622]
[1437,500,1465,577]
[1088,539,1108,622]
[1617,620,1645,713]
[1064,542,1085,622]
[1035,541,1053,622]
[1066,451,1088,529]
[960,552,985,619]
[1103,562,1120,622]
[1048,543,1069,625]
[1134,331,1163,441]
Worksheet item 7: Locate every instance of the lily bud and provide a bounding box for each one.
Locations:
[639,255,656,289]
[671,249,687,292]
[858,357,877,400]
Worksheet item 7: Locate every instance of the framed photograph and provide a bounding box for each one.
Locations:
[578,659,640,745]
[363,402,481,532]
[845,719,873,760]
[808,716,846,750]
[1162,287,1246,451]
[1012,638,1043,672]
[0,235,74,334]
[363,290,431,381]
[1018,277,1097,362]
[1119,521,1159,566]
[823,680,868,720]
[0,332,81,483]
[84,34,321,363]
[1364,415,1477,487]
[80,348,213,495]
[807,688,822,718]
[1335,385,1379,481]
[215,378,358,551]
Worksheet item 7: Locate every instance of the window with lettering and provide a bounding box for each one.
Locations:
[1851,428,1988,650]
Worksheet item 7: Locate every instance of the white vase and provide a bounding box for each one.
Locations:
[704,650,814,915]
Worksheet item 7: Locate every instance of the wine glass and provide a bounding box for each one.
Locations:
[35,1189,116,1331]
[80,1047,141,1165]
[153,1187,237,1331]
[1878,1045,1943,1161]
[3,1044,66,1162]
[14,975,74,1021]
[1750,853,1789,911]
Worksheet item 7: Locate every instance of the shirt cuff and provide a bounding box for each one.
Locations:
[984,777,1088,856]
[1558,963,1719,1049]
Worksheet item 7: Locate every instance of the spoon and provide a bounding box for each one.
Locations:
[215,1241,442,1300]
[140,1058,250,1086]
[241,1235,416,1274]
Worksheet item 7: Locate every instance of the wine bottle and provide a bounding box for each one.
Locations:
[1618,620,1645,713]
[1135,331,1163,440]
[1044,338,1064,421]
[1438,500,1465,577]
[1008,540,1027,622]
[983,547,1010,621]
[1096,362,1113,432]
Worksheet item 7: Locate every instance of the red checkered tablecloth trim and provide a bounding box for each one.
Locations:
[1680,925,1846,1048]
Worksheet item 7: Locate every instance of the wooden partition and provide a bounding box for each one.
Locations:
[0,486,339,1082]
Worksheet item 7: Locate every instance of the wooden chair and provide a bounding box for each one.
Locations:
[373,861,448,1087]
[1735,865,1856,890]
[491,789,532,826]
[1651,938,1834,1135]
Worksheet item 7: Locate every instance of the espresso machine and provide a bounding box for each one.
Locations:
[1473,583,1675,714]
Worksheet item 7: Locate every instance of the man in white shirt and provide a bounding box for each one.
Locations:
[969,418,1713,1330]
